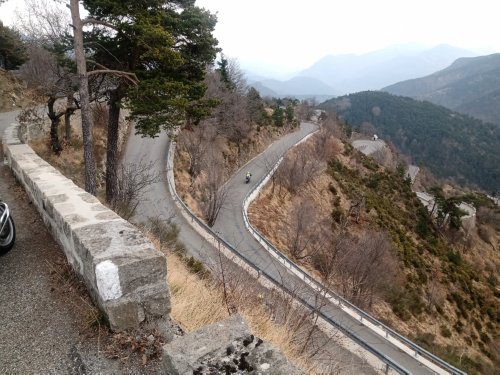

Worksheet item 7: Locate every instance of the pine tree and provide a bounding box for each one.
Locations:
[0,22,27,70]
[81,0,219,203]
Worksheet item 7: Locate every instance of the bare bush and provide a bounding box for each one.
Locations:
[285,198,331,261]
[335,230,398,308]
[478,224,497,250]
[477,206,500,229]
[275,143,326,196]
[112,159,163,219]
[424,277,445,310]
[315,230,399,309]
[371,146,393,168]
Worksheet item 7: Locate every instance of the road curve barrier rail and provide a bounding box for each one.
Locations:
[166,140,415,375]
[241,146,466,375]
[165,124,466,375]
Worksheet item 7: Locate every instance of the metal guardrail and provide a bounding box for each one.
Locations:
[165,130,466,375]
[241,141,467,375]
[166,140,411,375]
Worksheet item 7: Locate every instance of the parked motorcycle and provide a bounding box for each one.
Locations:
[0,201,15,255]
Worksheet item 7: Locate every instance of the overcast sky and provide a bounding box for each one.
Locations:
[2,0,499,77]
[196,0,500,77]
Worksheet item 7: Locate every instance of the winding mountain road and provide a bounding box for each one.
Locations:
[123,122,447,375]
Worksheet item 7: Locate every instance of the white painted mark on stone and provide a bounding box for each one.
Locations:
[95,260,122,300]
[260,363,270,371]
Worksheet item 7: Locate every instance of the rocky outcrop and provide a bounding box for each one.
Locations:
[163,315,304,375]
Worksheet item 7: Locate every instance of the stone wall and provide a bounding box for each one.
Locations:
[2,124,170,331]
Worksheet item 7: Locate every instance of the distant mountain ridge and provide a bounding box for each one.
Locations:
[299,44,477,94]
[382,53,500,125]
[248,76,338,98]
[318,91,500,192]
[246,44,478,98]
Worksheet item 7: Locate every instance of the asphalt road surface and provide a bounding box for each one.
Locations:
[123,122,438,375]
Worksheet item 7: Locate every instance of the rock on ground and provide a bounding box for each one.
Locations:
[163,314,304,375]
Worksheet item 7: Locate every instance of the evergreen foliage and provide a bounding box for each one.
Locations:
[82,0,219,137]
[0,22,27,70]
[319,91,500,192]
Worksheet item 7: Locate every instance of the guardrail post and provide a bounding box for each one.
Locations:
[385,363,389,374]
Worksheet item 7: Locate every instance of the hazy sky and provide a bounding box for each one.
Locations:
[2,0,499,77]
[196,0,500,77]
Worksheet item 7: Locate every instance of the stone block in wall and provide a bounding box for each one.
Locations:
[162,314,304,375]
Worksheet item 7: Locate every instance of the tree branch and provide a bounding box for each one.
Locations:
[88,69,139,85]
[82,18,117,30]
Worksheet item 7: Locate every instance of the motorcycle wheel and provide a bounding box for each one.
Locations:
[0,214,15,255]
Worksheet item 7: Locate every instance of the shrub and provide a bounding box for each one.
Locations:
[440,325,452,338]
[331,207,345,224]
[184,256,209,278]
[479,332,490,344]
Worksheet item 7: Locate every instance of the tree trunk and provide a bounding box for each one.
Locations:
[47,96,63,155]
[106,89,121,205]
[64,94,74,141]
[70,0,96,195]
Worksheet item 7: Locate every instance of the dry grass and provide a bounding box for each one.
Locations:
[167,252,229,330]
[165,251,320,373]
[139,216,314,367]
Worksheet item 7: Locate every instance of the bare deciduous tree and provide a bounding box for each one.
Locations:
[334,230,398,308]
[285,198,330,261]
[313,129,342,162]
[200,149,230,227]
[177,123,218,178]
[112,159,163,220]
[275,143,326,196]
[18,45,79,154]
[203,64,252,148]
[15,0,70,45]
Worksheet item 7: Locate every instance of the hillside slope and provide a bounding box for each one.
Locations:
[249,119,499,374]
[383,53,500,125]
[319,91,500,192]
[0,69,32,112]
